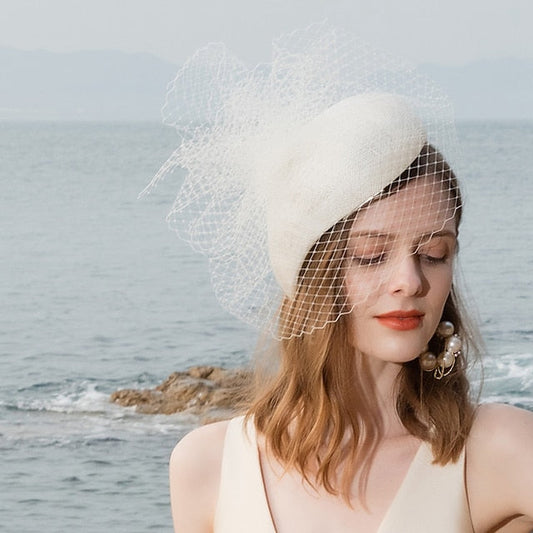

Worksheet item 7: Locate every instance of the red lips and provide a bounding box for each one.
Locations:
[375,310,424,331]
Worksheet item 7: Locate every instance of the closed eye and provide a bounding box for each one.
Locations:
[350,253,387,266]
[419,253,448,264]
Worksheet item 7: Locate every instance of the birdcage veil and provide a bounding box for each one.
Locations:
[142,22,460,340]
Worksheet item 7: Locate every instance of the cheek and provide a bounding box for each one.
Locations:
[344,268,387,307]
[426,265,454,308]
[345,277,369,310]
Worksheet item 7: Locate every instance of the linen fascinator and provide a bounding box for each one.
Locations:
[143,22,460,339]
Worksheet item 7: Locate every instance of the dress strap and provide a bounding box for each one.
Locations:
[214,416,276,533]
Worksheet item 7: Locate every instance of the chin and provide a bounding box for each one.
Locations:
[359,338,429,365]
[349,321,435,366]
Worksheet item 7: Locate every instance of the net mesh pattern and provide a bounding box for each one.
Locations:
[142,22,460,339]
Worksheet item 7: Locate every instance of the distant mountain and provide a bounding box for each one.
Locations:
[0,48,531,121]
[0,47,177,121]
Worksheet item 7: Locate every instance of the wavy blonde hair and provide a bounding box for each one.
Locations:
[246,145,478,502]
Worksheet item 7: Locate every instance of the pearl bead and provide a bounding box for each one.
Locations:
[441,350,455,368]
[437,320,454,337]
[419,351,438,371]
[446,334,462,353]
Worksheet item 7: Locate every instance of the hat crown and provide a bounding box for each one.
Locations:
[265,93,427,297]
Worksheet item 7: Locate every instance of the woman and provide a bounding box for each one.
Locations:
[151,26,533,532]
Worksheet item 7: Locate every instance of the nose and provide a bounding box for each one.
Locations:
[387,254,425,297]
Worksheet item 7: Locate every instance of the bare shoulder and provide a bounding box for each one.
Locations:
[467,402,533,480]
[170,419,230,477]
[169,419,230,533]
[467,403,533,532]
[469,402,533,447]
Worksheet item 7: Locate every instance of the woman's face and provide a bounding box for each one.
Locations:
[344,176,457,367]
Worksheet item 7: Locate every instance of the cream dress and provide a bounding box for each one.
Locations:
[214,416,474,532]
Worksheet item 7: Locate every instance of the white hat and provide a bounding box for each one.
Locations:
[265,93,426,297]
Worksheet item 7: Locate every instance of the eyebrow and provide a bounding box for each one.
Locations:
[349,229,457,240]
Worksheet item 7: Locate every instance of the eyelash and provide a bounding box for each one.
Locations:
[420,254,448,265]
[351,254,386,266]
[350,252,448,267]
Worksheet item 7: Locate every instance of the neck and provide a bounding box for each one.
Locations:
[359,355,408,439]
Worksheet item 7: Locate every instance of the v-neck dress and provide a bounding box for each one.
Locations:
[213,416,474,532]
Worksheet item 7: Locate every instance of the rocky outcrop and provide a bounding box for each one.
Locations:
[110,366,252,420]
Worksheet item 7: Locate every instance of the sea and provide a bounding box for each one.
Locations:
[0,120,531,532]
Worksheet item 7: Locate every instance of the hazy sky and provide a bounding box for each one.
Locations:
[2,0,532,66]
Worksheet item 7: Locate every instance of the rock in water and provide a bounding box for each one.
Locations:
[110,366,252,421]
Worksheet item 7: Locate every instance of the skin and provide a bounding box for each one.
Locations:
[168,177,533,532]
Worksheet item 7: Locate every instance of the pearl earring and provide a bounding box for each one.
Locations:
[419,321,462,380]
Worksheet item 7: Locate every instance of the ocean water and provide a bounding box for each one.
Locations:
[0,120,531,532]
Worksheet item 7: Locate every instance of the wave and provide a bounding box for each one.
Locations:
[476,352,533,410]
[3,382,117,415]
[0,379,198,446]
